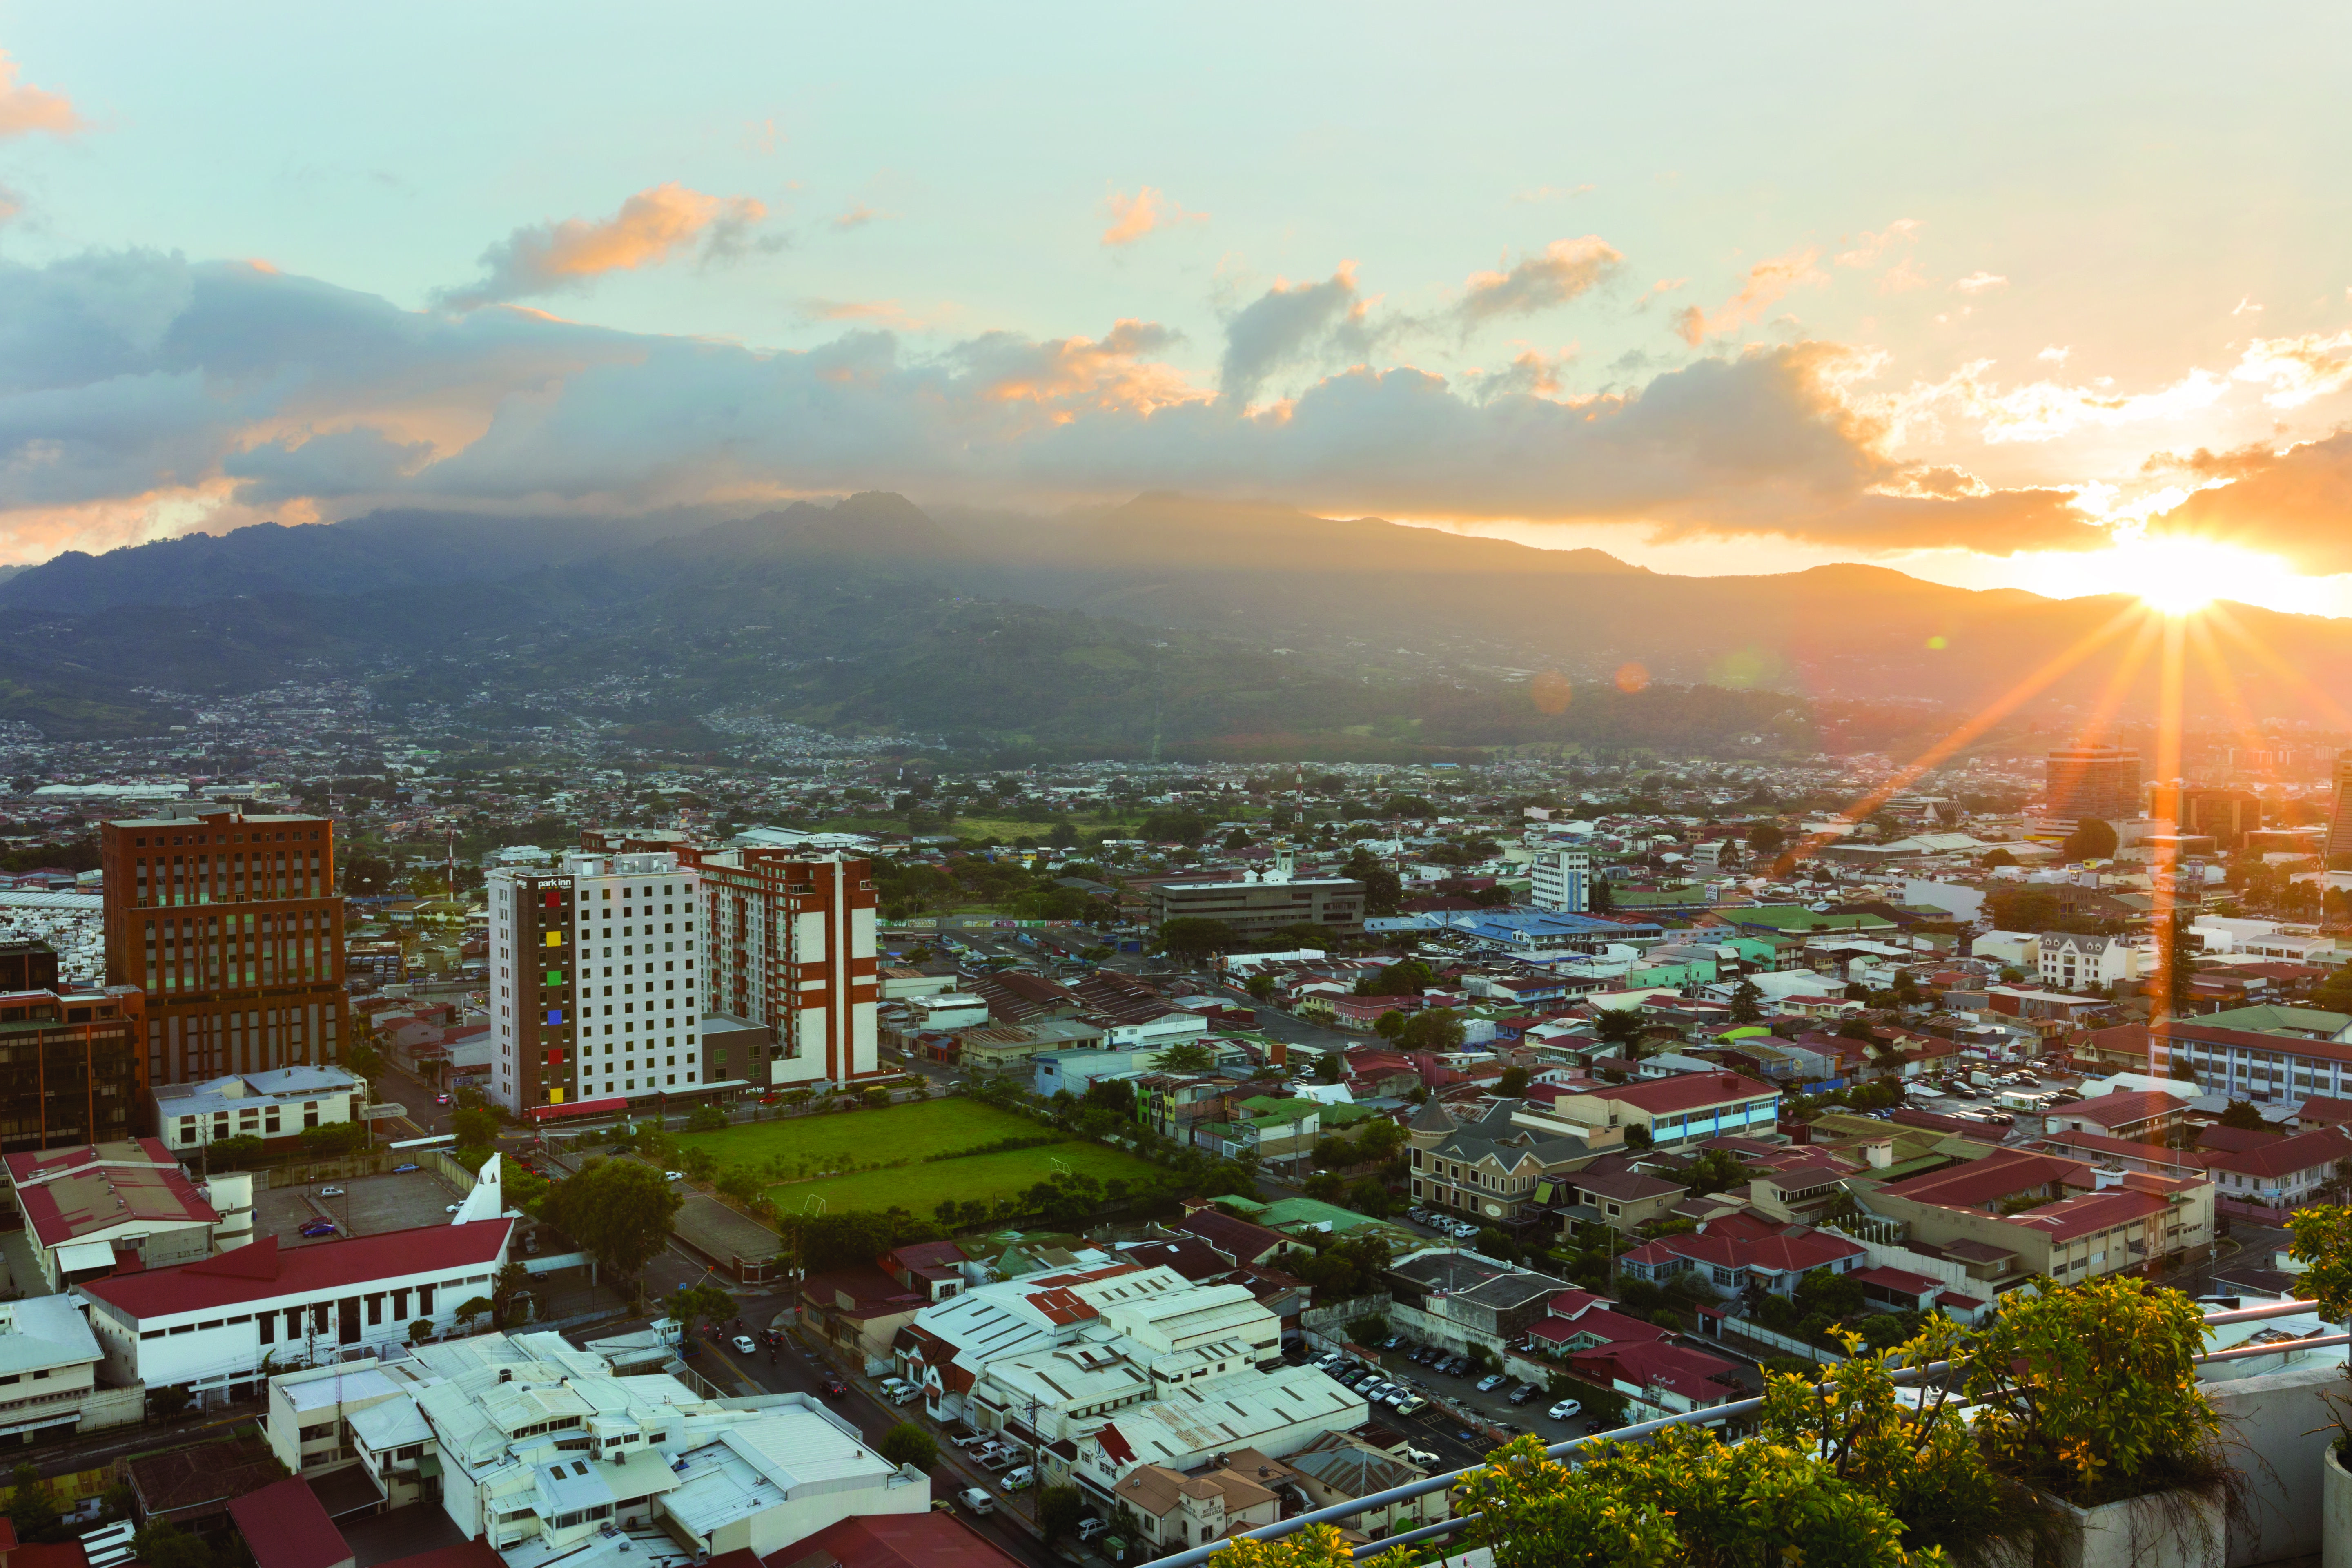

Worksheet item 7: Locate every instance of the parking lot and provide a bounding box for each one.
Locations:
[252,1169,467,1247]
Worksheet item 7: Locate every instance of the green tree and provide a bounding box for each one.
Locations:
[205,1134,266,1169]
[453,1296,493,1333]
[1037,1484,1085,1543]
[298,1122,364,1157]
[452,1106,500,1149]
[1746,822,1787,858]
[542,1158,684,1282]
[1497,1065,1531,1097]
[131,1523,215,1568]
[662,1282,736,1337]
[2218,1098,2268,1131]
[6,1464,62,1545]
[1398,1008,1466,1051]
[1153,1041,1214,1072]
[877,1421,938,1471]
[1245,973,1278,1002]
[1156,917,1240,962]
[1728,979,1764,1025]
[687,1104,728,1133]
[409,1319,435,1344]
[2062,817,2119,862]
[1792,1266,1865,1325]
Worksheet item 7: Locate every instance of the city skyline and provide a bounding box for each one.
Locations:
[1,7,2349,615]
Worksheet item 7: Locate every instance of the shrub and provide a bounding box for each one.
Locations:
[877,1421,938,1471]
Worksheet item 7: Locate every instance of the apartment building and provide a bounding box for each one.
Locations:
[0,967,146,1154]
[2155,1018,2352,1107]
[681,845,882,1089]
[100,808,345,1087]
[151,1065,366,1156]
[1526,846,1592,913]
[1145,870,1366,942]
[2037,932,2145,993]
[80,1220,513,1404]
[486,851,703,1116]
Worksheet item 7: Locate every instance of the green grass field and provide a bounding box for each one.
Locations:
[766,1140,1157,1218]
[673,1097,1036,1169]
[673,1097,1159,1217]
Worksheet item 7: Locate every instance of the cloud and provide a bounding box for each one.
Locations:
[2142,430,2352,574]
[1875,360,2228,445]
[797,298,933,332]
[1218,265,1384,405]
[436,183,772,310]
[1633,278,1688,310]
[0,51,81,138]
[1832,219,1920,270]
[1456,236,1623,327]
[1673,247,1826,345]
[2229,327,2352,408]
[1954,271,2008,294]
[1100,186,1205,247]
[832,204,888,232]
[0,248,2099,564]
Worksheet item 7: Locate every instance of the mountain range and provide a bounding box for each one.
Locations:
[0,494,2339,755]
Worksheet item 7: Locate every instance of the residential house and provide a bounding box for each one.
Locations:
[1404,1098,1597,1232]
[1108,1460,1284,1555]
[1281,1432,1450,1541]
[152,1067,370,1156]
[1616,1212,1866,1300]
[2037,933,2147,993]
[1511,1072,1782,1153]
[1384,1250,1569,1359]
[1567,1340,1746,1426]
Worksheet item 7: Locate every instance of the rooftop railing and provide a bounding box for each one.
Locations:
[1152,1297,2340,1567]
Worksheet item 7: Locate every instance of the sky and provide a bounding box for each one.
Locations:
[2,3,2349,612]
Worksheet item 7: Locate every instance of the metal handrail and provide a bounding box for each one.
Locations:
[1146,1296,2335,1568]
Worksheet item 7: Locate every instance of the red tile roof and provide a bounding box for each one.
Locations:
[1850,1265,1943,1296]
[2205,1126,2352,1180]
[81,1221,511,1319]
[1590,1072,1776,1115]
[228,1477,350,1568]
[1568,1340,1743,1404]
[1881,1149,2089,1211]
[4,1139,220,1247]
[2060,1089,2185,1130]
[771,1510,1025,1568]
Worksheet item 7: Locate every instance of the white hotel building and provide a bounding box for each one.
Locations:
[487,851,704,1116]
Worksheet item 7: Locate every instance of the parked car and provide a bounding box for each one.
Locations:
[1506,1383,1541,1405]
[1003,1466,1035,1490]
[664,1170,686,1182]
[958,1488,995,1516]
[392,1163,420,1174]
[1475,1373,1507,1392]
[950,1432,988,1448]
[317,1186,344,1197]
[1076,1518,1111,1543]
[1547,1399,1583,1420]
[298,1220,336,1238]
[1380,1335,1405,1350]
[1401,1446,1441,1467]
[878,1378,911,1399]
[1393,1395,1428,1416]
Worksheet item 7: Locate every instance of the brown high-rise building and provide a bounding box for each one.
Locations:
[2149,784,2264,850]
[101,808,346,1087]
[2330,753,2352,864]
[0,955,147,1153]
[2044,745,2143,824]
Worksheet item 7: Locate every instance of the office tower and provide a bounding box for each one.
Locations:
[0,943,146,1152]
[683,846,881,1090]
[102,809,345,1087]
[1528,846,1592,912]
[2043,745,2142,824]
[486,850,703,1115]
[2148,784,2263,850]
[2330,753,2352,862]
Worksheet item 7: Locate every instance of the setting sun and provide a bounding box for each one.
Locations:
[2036,535,2319,616]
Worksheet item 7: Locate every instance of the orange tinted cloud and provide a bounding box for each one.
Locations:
[2145,430,2352,575]
[2229,328,2352,408]
[0,51,81,138]
[1459,236,1623,325]
[1673,246,1825,344]
[1100,186,1205,247]
[438,183,770,309]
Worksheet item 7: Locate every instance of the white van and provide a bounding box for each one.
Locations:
[959,1487,995,1516]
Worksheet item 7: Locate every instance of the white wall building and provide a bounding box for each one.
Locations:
[264,1330,924,1561]
[80,1217,513,1403]
[1527,847,1592,914]
[488,851,703,1114]
[690,848,882,1091]
[3,1140,250,1290]
[151,1066,367,1155]
[2037,931,2147,993]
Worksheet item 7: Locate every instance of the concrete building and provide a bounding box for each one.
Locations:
[151,1066,367,1156]
[1145,860,1365,942]
[2037,932,2146,993]
[0,1294,140,1447]
[100,808,346,1087]
[1527,847,1591,914]
[263,1330,926,1558]
[486,850,704,1116]
[80,1219,514,1403]
[2044,745,2142,826]
[682,846,882,1091]
[0,970,147,1155]
[2,1138,247,1290]
[1511,1072,1782,1153]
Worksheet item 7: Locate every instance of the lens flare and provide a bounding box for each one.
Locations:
[2067,535,2307,616]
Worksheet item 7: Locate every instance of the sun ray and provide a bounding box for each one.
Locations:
[1774,603,2146,874]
